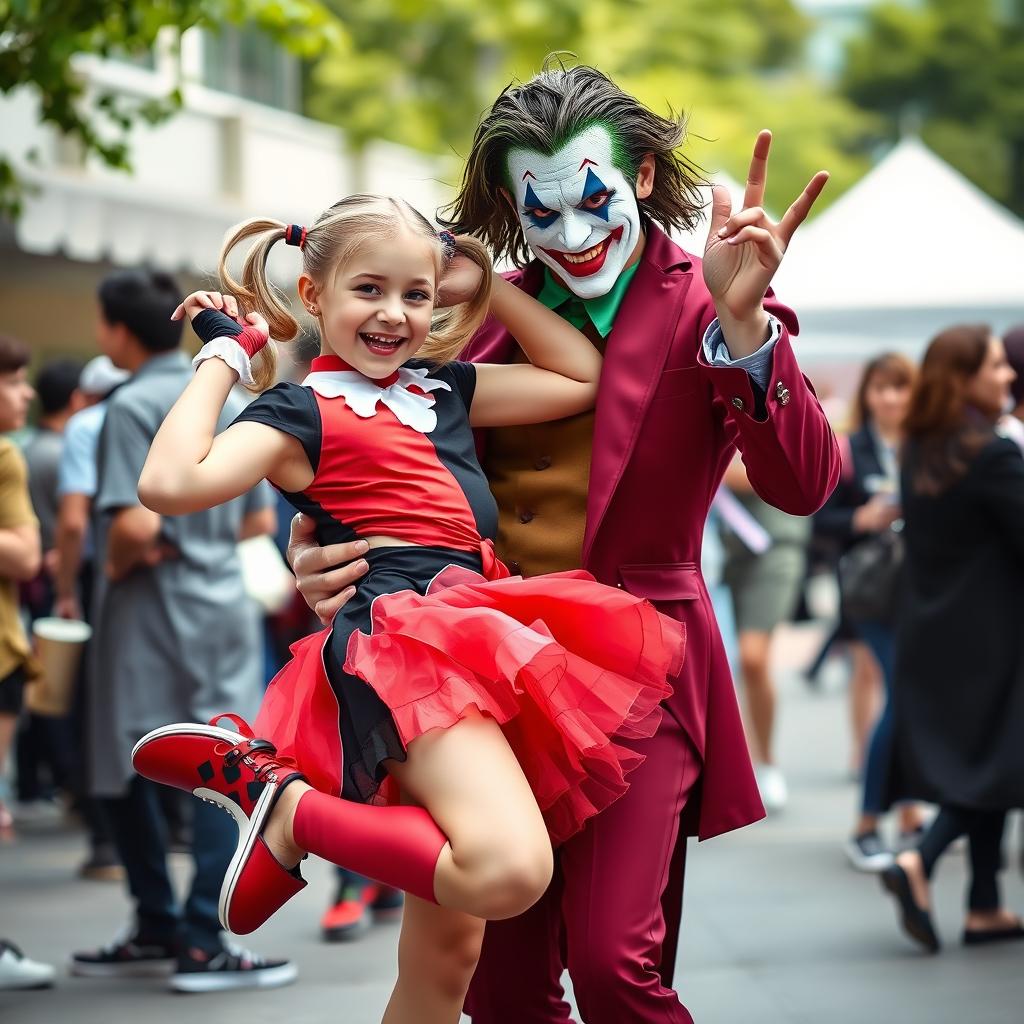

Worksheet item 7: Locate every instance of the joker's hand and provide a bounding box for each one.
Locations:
[703,131,828,352]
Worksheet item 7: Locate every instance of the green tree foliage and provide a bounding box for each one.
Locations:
[307,0,870,216]
[841,0,1024,214]
[0,0,337,216]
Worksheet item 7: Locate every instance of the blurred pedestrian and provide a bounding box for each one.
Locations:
[0,335,42,839]
[17,357,84,812]
[998,325,1024,450]
[721,459,811,811]
[815,353,926,870]
[51,355,129,880]
[69,270,293,991]
[0,334,55,988]
[23,358,85,598]
[53,355,128,622]
[880,325,1024,953]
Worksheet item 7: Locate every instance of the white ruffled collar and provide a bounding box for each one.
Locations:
[301,364,451,434]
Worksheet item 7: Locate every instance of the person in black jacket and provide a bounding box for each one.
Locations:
[880,324,1024,953]
[817,353,926,871]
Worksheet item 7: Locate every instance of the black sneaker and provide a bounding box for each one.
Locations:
[70,927,177,977]
[844,830,895,873]
[169,942,297,993]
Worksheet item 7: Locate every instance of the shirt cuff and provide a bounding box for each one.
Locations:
[193,338,254,387]
[702,315,782,393]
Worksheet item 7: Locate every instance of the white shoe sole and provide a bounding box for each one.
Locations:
[68,958,175,978]
[169,960,298,992]
[217,782,280,932]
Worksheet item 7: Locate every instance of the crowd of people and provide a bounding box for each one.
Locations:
[0,58,1021,1024]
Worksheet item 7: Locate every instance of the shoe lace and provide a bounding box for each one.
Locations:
[208,714,298,782]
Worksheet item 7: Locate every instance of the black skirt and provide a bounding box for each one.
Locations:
[325,544,483,803]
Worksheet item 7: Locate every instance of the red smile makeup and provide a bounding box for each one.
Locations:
[540,226,624,278]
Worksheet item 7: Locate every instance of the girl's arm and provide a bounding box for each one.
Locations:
[138,294,310,516]
[469,274,602,428]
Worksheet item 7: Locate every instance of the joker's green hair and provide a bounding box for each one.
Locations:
[439,56,706,267]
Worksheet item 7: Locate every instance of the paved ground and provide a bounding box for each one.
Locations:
[2,622,1022,1023]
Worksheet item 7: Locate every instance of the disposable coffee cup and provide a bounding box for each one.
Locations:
[27,617,92,717]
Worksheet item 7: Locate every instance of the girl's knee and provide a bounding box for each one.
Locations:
[476,844,553,919]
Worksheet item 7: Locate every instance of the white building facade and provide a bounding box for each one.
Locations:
[0,27,451,357]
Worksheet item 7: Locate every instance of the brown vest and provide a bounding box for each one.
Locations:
[483,327,606,577]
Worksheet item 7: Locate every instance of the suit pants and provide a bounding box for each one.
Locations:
[465,710,700,1023]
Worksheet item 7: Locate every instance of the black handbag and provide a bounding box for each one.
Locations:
[838,526,904,624]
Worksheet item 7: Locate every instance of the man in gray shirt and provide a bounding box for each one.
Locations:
[69,270,295,993]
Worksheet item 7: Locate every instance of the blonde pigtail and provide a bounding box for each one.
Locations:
[218,218,302,392]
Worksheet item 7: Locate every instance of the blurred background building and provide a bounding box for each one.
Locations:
[0,25,448,360]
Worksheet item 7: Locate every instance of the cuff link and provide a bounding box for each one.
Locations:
[775,381,791,407]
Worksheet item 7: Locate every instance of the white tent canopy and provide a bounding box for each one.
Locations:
[776,136,1024,311]
[771,137,1024,361]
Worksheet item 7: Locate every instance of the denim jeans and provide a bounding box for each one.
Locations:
[102,777,235,951]
[857,620,895,817]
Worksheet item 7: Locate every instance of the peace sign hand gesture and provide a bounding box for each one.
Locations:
[703,130,828,357]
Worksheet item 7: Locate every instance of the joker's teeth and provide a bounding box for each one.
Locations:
[563,241,606,264]
[362,333,403,346]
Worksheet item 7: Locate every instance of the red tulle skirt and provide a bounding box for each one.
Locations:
[256,556,684,845]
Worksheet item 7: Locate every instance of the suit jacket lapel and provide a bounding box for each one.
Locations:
[582,238,694,564]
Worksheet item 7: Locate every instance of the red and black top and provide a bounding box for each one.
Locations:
[233,354,499,552]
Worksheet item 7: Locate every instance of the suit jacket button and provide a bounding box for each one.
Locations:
[519,510,534,524]
[616,582,623,588]
[731,396,745,412]
[775,381,791,406]
[507,560,521,575]
[534,455,552,471]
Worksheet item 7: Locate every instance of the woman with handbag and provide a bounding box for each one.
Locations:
[880,325,1024,953]
[816,354,925,871]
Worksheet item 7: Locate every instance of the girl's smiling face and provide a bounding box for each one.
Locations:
[303,231,438,377]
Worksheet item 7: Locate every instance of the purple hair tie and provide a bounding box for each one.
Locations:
[438,230,457,263]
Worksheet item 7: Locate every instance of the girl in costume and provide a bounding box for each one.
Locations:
[131,195,683,1022]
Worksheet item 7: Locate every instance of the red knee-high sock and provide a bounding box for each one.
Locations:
[292,790,447,903]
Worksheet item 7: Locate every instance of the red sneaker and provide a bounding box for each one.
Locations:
[132,716,298,830]
[132,716,307,934]
[320,883,378,942]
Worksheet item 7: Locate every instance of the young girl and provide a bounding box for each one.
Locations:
[131,195,683,1022]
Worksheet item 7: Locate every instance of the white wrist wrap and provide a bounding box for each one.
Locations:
[192,338,255,387]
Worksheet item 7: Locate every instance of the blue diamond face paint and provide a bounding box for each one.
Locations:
[523,180,560,230]
[507,124,642,299]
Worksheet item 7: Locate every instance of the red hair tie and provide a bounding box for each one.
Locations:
[285,224,308,249]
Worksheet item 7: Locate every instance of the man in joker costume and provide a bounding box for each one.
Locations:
[291,62,839,1022]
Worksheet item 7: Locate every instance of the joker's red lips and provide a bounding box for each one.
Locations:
[540,226,624,278]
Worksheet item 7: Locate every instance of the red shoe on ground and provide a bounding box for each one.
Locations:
[132,716,307,934]
[320,884,378,942]
[320,881,404,942]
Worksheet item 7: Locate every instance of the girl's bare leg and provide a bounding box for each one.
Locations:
[382,895,485,1024]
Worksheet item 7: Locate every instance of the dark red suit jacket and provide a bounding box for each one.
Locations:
[464,225,840,840]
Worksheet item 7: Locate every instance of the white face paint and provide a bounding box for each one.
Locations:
[506,124,642,299]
